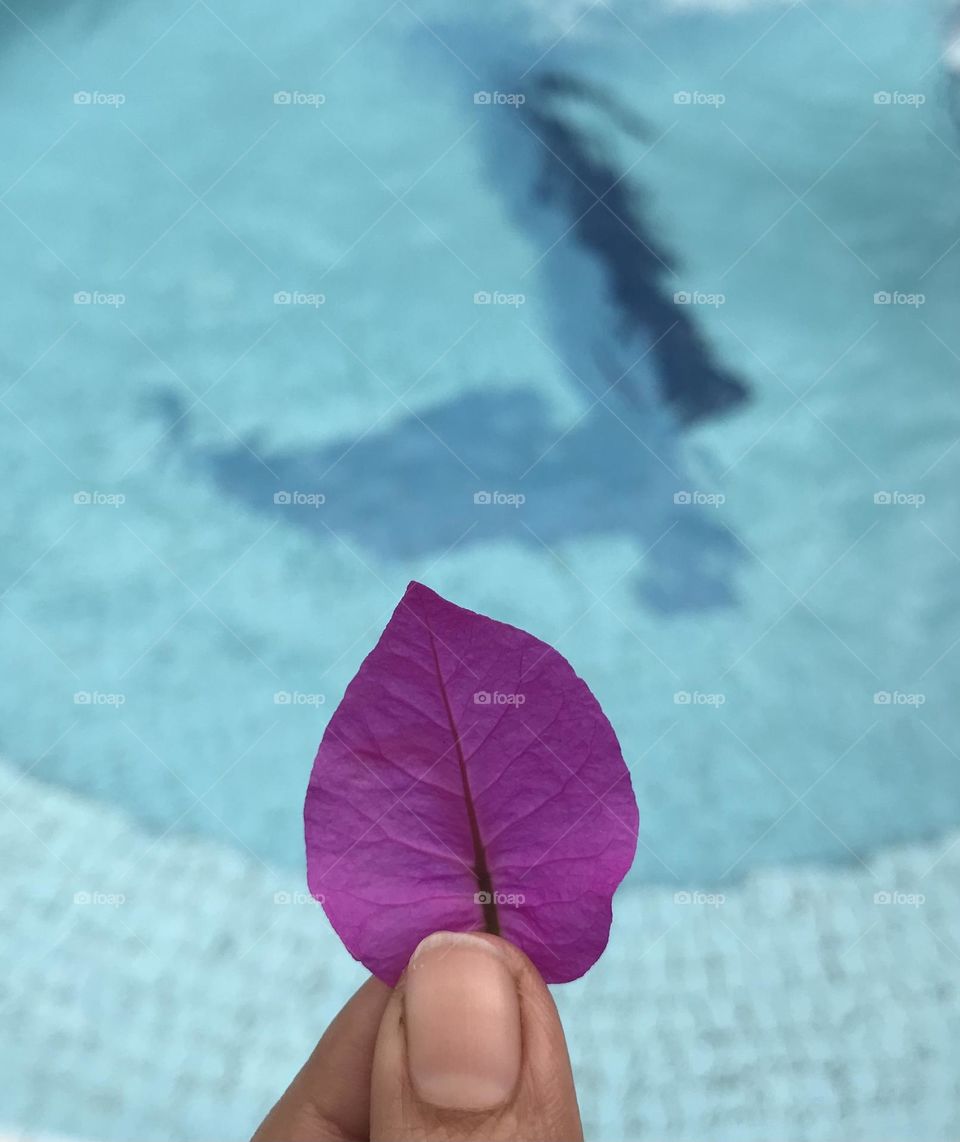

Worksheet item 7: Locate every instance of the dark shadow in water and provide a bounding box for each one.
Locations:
[157,66,752,614]
[167,387,741,613]
[509,73,749,426]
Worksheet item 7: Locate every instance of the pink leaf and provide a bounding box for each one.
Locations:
[304,581,639,985]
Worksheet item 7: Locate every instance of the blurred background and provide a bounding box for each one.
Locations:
[1,0,959,1138]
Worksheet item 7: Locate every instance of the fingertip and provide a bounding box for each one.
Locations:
[405,931,522,1111]
[371,930,583,1142]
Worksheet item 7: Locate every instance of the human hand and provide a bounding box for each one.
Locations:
[253,931,584,1141]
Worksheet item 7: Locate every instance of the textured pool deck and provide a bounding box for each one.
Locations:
[3,756,957,1142]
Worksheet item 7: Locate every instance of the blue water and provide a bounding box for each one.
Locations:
[3,0,957,880]
[2,0,960,1137]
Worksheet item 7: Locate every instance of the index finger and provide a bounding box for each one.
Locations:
[252,976,392,1142]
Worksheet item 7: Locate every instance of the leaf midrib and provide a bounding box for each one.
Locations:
[424,621,500,936]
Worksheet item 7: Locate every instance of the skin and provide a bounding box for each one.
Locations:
[252,933,584,1142]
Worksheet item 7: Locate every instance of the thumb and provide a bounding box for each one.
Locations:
[370,931,583,1142]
